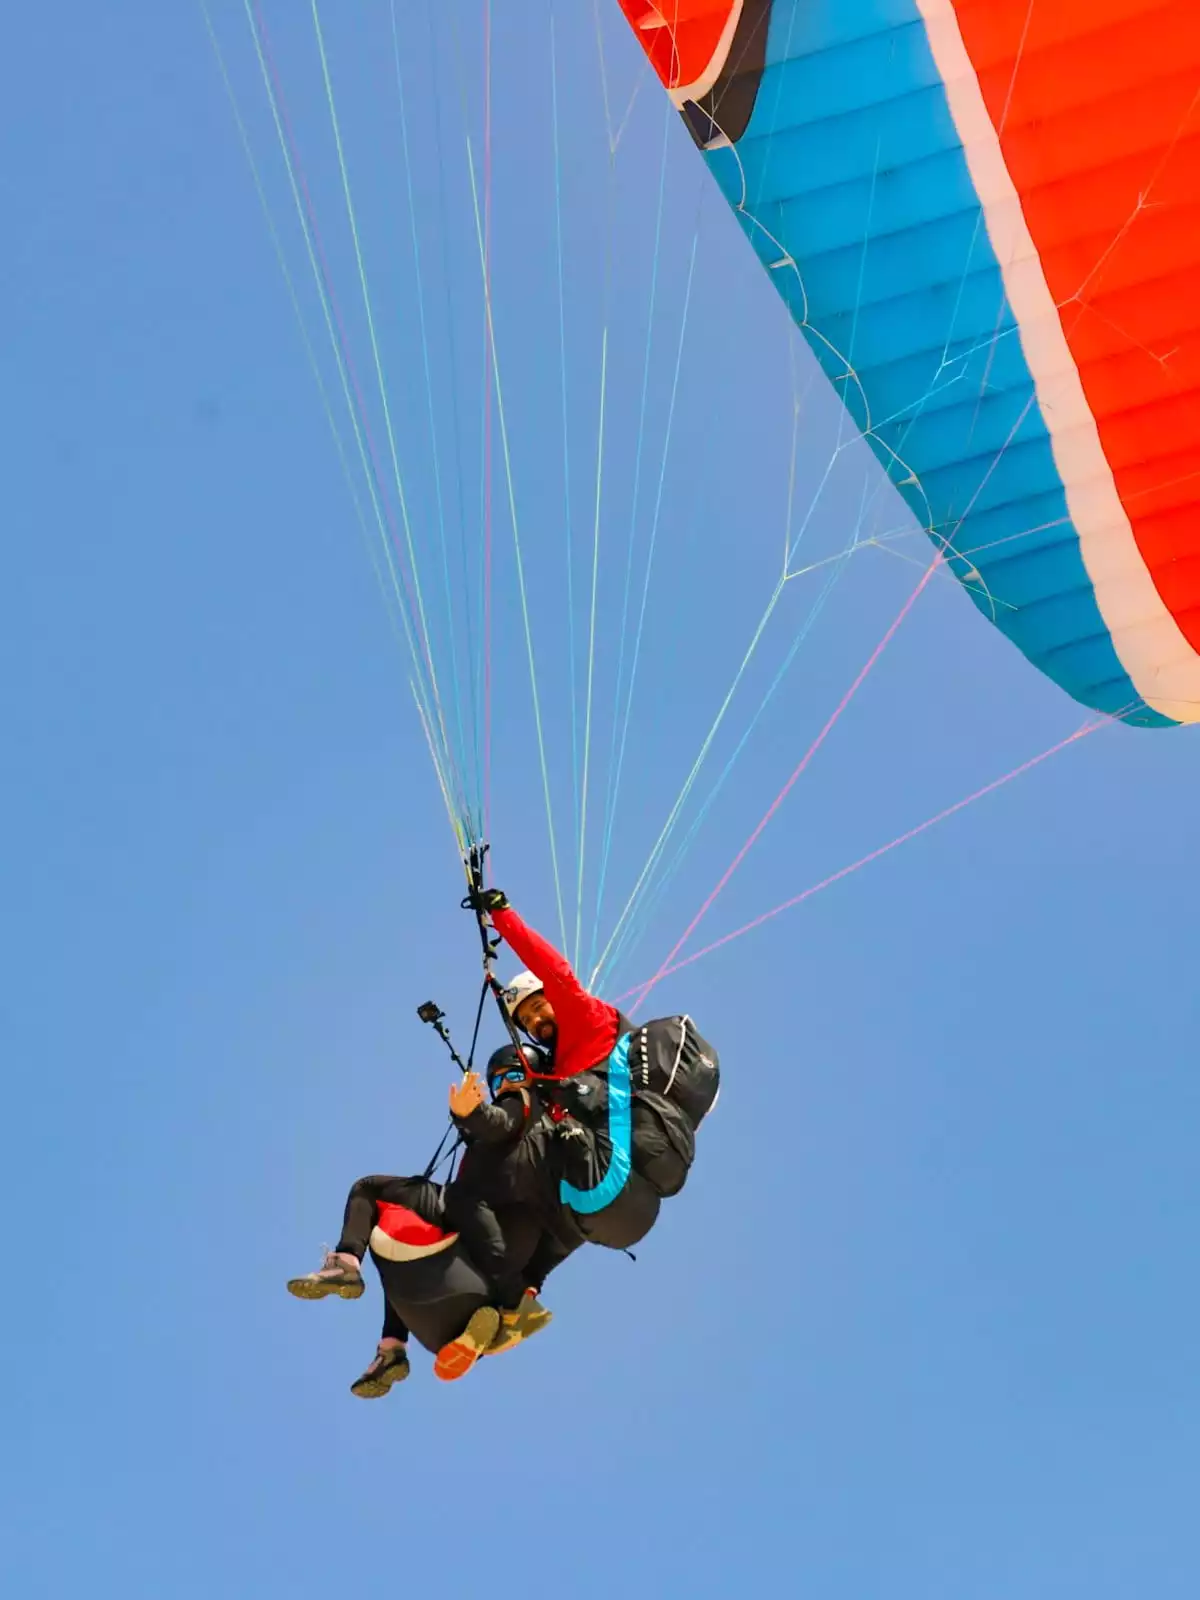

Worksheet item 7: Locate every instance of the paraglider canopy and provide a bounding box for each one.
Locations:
[617,0,1200,729]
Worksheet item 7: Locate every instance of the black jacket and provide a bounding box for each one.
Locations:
[453,1089,561,1217]
[452,1087,586,1276]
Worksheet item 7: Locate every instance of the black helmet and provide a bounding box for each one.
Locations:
[485,1041,545,1095]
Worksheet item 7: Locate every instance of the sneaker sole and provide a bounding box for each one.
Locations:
[351,1362,410,1399]
[287,1277,364,1301]
[433,1306,502,1381]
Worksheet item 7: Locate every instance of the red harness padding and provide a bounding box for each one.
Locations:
[370,1201,459,1262]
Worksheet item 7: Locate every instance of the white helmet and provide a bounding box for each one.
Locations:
[500,970,543,1018]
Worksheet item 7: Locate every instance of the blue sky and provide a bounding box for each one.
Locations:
[4,5,1199,1597]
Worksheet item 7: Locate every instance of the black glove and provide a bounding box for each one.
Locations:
[467,886,508,914]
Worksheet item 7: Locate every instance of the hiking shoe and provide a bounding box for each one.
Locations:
[433,1306,501,1381]
[287,1250,364,1301]
[350,1343,410,1398]
[488,1290,553,1355]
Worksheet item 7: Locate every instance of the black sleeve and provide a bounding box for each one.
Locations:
[452,1092,529,1147]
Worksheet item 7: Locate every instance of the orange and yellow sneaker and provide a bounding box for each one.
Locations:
[433,1306,502,1381]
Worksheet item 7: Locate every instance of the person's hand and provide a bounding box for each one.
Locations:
[466,886,508,914]
[449,1071,486,1118]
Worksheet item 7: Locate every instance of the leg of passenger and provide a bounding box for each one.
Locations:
[337,1175,398,1260]
[440,1184,523,1307]
[287,1174,399,1299]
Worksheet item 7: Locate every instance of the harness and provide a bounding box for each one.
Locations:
[557,1033,634,1215]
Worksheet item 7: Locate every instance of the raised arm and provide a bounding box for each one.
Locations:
[490,905,587,1002]
[467,889,621,1075]
[452,1086,529,1146]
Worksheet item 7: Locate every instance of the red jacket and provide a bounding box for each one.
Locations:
[492,906,620,1080]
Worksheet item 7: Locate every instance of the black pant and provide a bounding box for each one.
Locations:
[337,1174,527,1313]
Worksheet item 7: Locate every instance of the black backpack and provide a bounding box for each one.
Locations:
[627,1015,721,1130]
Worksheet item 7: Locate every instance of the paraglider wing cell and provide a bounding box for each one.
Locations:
[618,0,1200,728]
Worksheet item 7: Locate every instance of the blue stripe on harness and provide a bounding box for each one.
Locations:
[559,1033,632,1215]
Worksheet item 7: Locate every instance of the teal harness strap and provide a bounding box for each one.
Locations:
[559,1033,632,1215]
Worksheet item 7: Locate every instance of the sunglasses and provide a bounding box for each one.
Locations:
[488,1066,528,1091]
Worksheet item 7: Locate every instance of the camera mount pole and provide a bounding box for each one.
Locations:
[417,1001,471,1182]
[416,1001,470,1079]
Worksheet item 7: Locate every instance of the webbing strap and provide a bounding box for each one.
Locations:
[462,841,527,1059]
